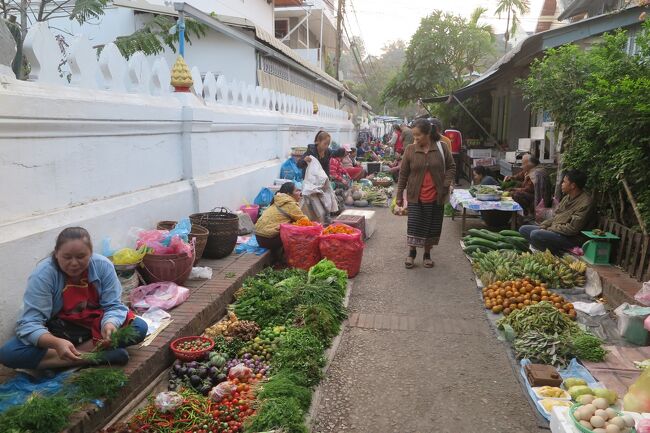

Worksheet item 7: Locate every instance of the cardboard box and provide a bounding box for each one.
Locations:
[332,215,366,239]
[341,209,376,239]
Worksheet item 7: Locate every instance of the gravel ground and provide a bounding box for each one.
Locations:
[312,209,547,433]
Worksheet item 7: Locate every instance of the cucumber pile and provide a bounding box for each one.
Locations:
[463,229,529,254]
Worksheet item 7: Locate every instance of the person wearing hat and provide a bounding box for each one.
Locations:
[341,144,365,180]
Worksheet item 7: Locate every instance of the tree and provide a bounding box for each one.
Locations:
[381,10,494,106]
[518,21,650,229]
[1,0,205,79]
[495,0,530,53]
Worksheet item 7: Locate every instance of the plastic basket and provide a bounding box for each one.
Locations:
[569,404,636,433]
[170,336,215,362]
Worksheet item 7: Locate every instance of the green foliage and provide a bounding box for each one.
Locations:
[255,371,312,411]
[0,395,73,433]
[65,368,128,400]
[518,21,650,227]
[243,397,308,433]
[382,10,494,105]
[114,15,207,58]
[69,0,108,25]
[273,327,325,387]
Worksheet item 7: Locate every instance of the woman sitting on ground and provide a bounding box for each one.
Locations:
[341,144,366,181]
[255,182,308,255]
[472,166,499,186]
[0,227,148,370]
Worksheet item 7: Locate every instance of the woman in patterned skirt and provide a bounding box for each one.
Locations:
[396,118,455,268]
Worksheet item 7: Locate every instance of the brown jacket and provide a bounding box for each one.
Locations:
[401,127,414,147]
[540,190,593,236]
[397,141,456,205]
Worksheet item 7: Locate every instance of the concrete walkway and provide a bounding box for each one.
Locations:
[312,209,545,433]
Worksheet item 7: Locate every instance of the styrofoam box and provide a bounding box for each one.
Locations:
[341,209,376,239]
[467,148,492,158]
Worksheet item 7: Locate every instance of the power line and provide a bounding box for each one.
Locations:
[342,18,370,86]
[347,0,378,75]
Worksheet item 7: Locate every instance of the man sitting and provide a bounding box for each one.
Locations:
[519,169,593,255]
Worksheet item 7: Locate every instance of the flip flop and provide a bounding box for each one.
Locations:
[423,258,434,268]
[405,257,415,269]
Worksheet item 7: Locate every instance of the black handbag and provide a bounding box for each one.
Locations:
[45,317,92,345]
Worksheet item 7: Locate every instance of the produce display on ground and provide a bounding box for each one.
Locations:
[482,277,576,318]
[106,259,348,433]
[472,249,587,289]
[345,183,392,208]
[463,228,530,254]
[0,368,127,433]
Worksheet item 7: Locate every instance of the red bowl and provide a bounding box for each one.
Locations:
[170,336,214,362]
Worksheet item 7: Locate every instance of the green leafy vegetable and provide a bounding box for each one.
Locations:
[571,333,608,362]
[273,327,325,387]
[65,368,128,400]
[255,371,312,411]
[243,397,308,433]
[0,395,73,433]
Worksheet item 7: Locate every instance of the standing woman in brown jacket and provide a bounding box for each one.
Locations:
[396,118,456,269]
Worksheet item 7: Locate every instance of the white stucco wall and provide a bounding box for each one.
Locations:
[0,75,353,342]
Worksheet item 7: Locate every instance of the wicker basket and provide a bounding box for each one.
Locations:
[371,178,393,187]
[190,207,239,259]
[170,336,215,362]
[156,220,209,265]
[139,252,193,285]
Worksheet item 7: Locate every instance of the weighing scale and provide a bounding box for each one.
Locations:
[581,231,620,265]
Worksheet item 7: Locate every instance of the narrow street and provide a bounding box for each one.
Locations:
[313,210,545,433]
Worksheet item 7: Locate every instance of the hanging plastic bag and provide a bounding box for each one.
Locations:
[254,188,274,207]
[319,224,364,277]
[129,282,190,312]
[280,222,323,270]
[623,368,650,413]
[280,157,303,182]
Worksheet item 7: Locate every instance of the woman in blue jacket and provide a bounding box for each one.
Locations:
[0,227,147,370]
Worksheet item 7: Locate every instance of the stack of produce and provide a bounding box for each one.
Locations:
[472,249,588,289]
[570,396,634,433]
[482,277,576,318]
[292,217,317,227]
[323,224,357,235]
[463,229,529,254]
[497,302,607,367]
[119,259,348,433]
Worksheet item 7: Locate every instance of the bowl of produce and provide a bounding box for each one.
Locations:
[533,386,571,400]
[171,336,215,362]
[569,401,636,433]
[474,185,503,201]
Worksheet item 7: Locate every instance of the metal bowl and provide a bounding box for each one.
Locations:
[476,193,503,201]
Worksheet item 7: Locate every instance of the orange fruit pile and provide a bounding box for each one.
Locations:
[323,224,356,235]
[482,277,576,319]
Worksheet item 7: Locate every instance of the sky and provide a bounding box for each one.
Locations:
[346,0,546,56]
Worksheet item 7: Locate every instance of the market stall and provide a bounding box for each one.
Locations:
[450,188,523,235]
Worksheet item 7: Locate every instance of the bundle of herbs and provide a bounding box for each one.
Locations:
[0,395,73,433]
[65,368,128,400]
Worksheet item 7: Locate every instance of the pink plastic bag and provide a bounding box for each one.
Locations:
[129,282,190,312]
[280,223,323,270]
[319,225,364,278]
[535,197,559,223]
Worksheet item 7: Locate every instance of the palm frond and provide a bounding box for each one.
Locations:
[69,0,107,24]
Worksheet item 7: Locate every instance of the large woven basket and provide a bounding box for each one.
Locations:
[190,207,239,259]
[156,220,209,265]
[140,252,193,285]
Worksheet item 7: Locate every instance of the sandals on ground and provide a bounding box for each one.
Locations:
[405,257,415,269]
[423,258,434,268]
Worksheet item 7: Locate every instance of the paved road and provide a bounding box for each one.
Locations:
[312,209,545,433]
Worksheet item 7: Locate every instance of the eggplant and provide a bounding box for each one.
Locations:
[187,368,197,376]
[189,375,201,387]
[199,383,212,395]
[216,373,226,382]
[179,367,188,376]
[208,366,219,377]
[188,361,199,369]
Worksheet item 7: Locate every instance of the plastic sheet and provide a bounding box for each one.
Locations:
[234,235,267,256]
[129,282,190,312]
[280,223,323,270]
[318,225,364,278]
[0,370,75,414]
[154,391,183,413]
[188,267,213,280]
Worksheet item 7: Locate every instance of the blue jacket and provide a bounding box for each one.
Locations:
[15,254,129,346]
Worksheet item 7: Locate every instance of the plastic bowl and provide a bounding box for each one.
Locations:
[569,404,636,433]
[170,336,214,362]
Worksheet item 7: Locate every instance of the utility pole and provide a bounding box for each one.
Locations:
[334,0,345,80]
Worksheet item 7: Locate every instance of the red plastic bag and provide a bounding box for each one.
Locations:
[318,224,364,277]
[280,223,323,270]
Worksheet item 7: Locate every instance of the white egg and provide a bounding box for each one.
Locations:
[621,415,634,428]
[583,404,597,416]
[580,420,594,430]
[580,408,594,421]
[593,398,609,410]
[595,409,609,420]
[580,394,596,405]
[593,429,607,433]
[605,425,620,433]
[605,408,618,420]
[591,416,606,428]
[609,417,626,429]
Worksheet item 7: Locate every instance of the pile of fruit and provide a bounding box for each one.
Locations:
[292,218,317,227]
[174,337,214,353]
[482,277,576,318]
[323,224,357,235]
[168,353,228,395]
[238,325,286,362]
[463,229,529,254]
[472,249,588,289]
[571,396,634,433]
